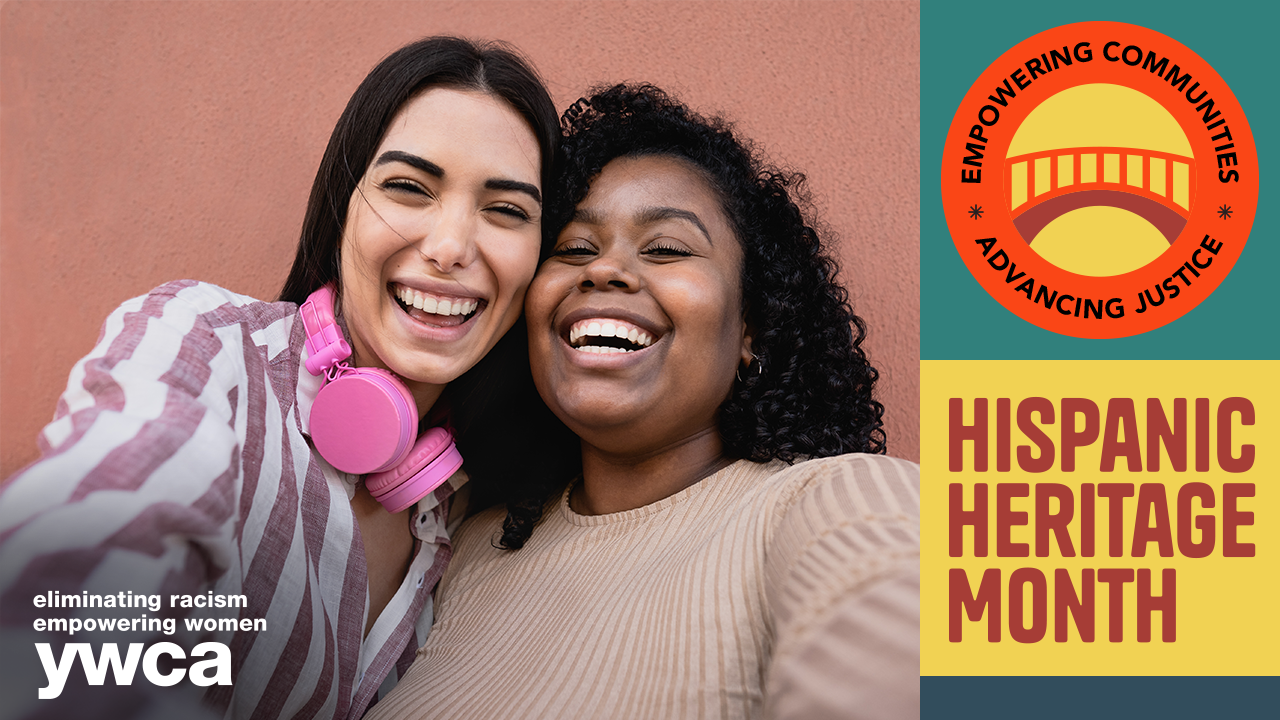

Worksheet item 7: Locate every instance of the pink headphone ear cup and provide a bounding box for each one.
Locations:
[310,368,418,474]
[366,426,463,513]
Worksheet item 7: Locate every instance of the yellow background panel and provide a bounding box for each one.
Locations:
[921,360,1279,676]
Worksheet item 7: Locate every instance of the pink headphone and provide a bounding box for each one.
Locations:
[300,285,463,513]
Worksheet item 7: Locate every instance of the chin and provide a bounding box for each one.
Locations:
[382,351,461,386]
[556,399,655,446]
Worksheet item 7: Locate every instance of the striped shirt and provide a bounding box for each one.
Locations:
[0,280,463,720]
[368,454,920,720]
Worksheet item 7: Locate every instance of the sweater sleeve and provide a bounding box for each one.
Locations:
[762,454,920,720]
[0,281,246,718]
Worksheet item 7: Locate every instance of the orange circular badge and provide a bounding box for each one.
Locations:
[941,21,1257,338]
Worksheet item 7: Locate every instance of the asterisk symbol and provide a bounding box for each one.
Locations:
[968,204,983,220]
[1218,204,1232,219]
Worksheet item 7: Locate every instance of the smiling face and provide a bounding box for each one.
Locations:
[340,87,543,408]
[527,154,753,455]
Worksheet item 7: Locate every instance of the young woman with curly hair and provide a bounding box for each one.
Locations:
[369,84,919,720]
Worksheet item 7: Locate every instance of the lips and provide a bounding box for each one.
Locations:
[390,282,485,328]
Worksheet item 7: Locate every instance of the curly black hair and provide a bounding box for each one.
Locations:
[498,83,885,549]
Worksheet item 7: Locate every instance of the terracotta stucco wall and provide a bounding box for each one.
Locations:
[0,0,919,477]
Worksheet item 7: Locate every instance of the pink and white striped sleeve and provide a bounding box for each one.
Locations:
[0,283,249,712]
[0,280,244,717]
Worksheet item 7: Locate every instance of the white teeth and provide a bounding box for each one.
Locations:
[567,318,656,350]
[394,285,477,317]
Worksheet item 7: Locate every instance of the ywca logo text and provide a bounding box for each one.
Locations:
[36,642,231,699]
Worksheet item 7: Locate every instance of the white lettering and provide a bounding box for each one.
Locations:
[35,641,235,697]
[35,643,81,700]
[188,643,232,686]
[79,643,142,686]
[141,643,186,687]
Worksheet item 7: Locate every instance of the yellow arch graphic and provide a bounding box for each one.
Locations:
[1008,83,1193,157]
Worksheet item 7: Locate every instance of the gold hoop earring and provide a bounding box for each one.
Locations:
[736,352,762,383]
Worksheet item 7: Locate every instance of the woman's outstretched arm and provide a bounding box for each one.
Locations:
[763,454,920,720]
[0,280,265,718]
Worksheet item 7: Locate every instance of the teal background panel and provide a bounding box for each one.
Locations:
[922,0,1277,360]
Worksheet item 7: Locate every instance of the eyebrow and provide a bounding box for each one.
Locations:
[374,150,542,206]
[571,207,604,225]
[571,206,712,244]
[374,150,442,177]
[486,178,542,206]
[636,206,712,244]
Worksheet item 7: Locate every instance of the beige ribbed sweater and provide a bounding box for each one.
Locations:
[368,454,920,720]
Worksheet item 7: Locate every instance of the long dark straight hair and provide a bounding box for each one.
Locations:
[280,36,579,527]
[279,36,559,304]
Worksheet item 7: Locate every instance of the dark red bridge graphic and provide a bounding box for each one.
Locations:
[1005,146,1195,244]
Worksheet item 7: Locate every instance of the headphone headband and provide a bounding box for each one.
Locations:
[300,285,352,376]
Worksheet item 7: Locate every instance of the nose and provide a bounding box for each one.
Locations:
[415,205,478,273]
[579,250,638,291]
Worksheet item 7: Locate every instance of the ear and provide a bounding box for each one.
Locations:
[739,317,756,370]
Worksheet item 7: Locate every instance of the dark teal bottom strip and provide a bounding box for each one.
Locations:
[922,676,1278,719]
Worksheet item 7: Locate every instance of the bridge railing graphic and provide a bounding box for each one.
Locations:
[1005,146,1195,218]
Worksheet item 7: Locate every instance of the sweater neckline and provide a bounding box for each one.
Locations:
[556,459,756,527]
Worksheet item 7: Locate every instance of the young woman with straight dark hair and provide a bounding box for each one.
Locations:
[0,36,575,720]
